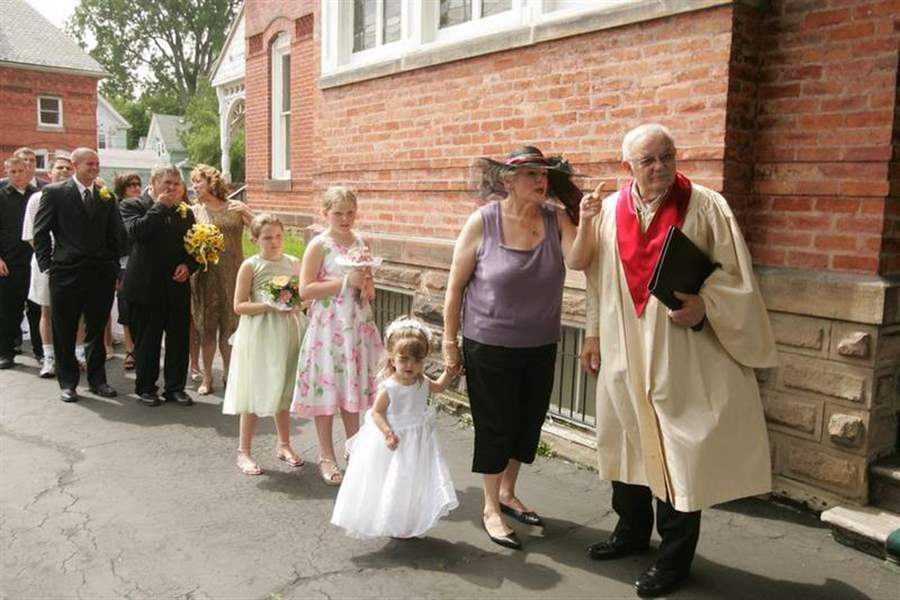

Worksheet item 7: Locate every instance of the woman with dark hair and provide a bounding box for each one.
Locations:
[112,172,143,369]
[442,146,602,549]
[189,164,253,395]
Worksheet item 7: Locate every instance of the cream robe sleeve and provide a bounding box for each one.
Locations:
[697,189,779,369]
[583,202,607,338]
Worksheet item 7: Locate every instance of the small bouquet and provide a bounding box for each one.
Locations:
[264,274,301,311]
[184,223,225,272]
[335,246,381,306]
[335,246,383,269]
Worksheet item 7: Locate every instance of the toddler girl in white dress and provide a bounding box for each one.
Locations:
[331,317,459,539]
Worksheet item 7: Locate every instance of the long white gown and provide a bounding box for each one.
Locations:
[331,378,458,539]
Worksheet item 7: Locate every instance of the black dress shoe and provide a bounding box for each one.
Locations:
[500,503,544,526]
[0,356,14,369]
[60,389,79,403]
[482,519,521,550]
[587,537,650,560]
[138,392,161,407]
[89,384,117,398]
[634,565,689,598]
[163,391,194,406]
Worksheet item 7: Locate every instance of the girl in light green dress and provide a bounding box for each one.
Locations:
[224,213,306,476]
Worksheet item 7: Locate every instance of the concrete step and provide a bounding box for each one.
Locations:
[870,454,900,514]
[821,505,900,562]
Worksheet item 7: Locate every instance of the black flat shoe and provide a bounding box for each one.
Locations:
[60,389,79,403]
[587,537,650,561]
[89,384,117,398]
[163,391,194,406]
[500,503,544,526]
[482,519,521,550]
[635,565,689,598]
[138,392,161,407]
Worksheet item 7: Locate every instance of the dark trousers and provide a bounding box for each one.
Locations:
[129,301,189,395]
[0,265,30,358]
[612,481,701,574]
[50,268,115,390]
[463,338,557,474]
[25,299,43,357]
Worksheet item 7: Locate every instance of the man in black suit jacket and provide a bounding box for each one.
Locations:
[1,147,48,360]
[120,165,198,406]
[33,148,126,402]
[0,156,37,369]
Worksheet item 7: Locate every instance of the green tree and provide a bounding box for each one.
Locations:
[180,78,245,182]
[68,0,240,109]
[180,77,220,166]
[229,128,245,184]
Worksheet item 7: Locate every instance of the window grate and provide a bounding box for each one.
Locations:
[549,325,596,429]
[372,287,413,337]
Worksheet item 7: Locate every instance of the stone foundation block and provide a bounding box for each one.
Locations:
[778,354,871,406]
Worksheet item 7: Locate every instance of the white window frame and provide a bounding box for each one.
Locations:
[37,95,63,128]
[321,0,642,82]
[270,33,292,180]
[33,149,49,170]
[433,0,524,45]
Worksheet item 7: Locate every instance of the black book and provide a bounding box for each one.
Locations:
[648,226,717,310]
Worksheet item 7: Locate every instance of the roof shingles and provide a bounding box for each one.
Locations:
[0,0,106,76]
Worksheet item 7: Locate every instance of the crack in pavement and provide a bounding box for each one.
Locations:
[0,423,100,585]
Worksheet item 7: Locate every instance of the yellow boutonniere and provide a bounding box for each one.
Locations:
[98,186,113,201]
[177,201,190,219]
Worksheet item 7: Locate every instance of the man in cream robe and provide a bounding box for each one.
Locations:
[575,124,778,598]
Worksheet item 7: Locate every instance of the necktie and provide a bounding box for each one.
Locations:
[83,188,92,206]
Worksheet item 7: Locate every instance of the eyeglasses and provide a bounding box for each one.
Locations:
[127,181,141,187]
[631,152,676,169]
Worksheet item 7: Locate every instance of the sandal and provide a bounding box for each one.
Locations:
[123,352,135,370]
[237,451,262,476]
[276,443,305,468]
[190,368,203,383]
[318,458,343,486]
[198,380,213,395]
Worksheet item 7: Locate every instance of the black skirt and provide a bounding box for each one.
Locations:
[462,337,557,474]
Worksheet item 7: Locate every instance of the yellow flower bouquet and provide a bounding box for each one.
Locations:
[184,223,225,272]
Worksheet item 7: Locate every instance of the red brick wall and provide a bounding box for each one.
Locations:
[745,0,899,275]
[246,4,735,240]
[244,1,898,275]
[0,67,99,175]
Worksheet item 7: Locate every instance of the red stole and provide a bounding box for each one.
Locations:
[615,172,692,316]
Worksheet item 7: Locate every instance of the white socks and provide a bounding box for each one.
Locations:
[43,344,54,359]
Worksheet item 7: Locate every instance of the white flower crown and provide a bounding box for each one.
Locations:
[384,318,432,344]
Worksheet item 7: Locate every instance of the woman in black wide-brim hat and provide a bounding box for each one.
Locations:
[441,146,603,550]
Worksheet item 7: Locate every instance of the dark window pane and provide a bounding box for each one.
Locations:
[281,55,291,113]
[383,0,401,44]
[353,0,377,52]
[481,0,511,17]
[39,97,58,111]
[283,118,291,170]
[40,110,58,124]
[440,0,472,28]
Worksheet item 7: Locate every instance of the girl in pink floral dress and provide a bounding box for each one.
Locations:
[292,186,384,485]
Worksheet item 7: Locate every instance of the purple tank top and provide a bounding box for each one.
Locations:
[462,201,564,348]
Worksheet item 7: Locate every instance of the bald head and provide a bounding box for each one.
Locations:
[71,147,100,186]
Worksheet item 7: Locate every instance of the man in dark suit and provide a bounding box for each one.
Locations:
[1,147,48,360]
[120,164,197,407]
[33,148,125,402]
[0,156,37,369]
